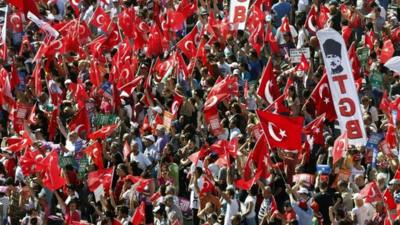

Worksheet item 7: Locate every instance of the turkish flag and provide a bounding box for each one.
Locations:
[132,201,146,225]
[48,108,59,141]
[303,113,325,145]
[104,25,122,48]
[305,5,318,33]
[89,124,118,140]
[69,0,80,16]
[348,42,361,80]
[85,141,104,170]
[380,40,394,64]
[392,26,400,43]
[257,59,280,104]
[125,175,152,193]
[380,91,390,116]
[204,107,224,136]
[360,182,383,203]
[154,55,174,82]
[86,35,107,61]
[332,132,348,165]
[342,26,352,46]
[4,134,32,153]
[150,191,161,202]
[167,9,185,31]
[119,76,144,94]
[28,103,38,125]
[364,31,375,50]
[279,17,290,33]
[200,175,215,195]
[294,54,309,72]
[251,135,271,178]
[385,122,397,149]
[118,7,136,38]
[235,169,262,190]
[318,4,330,29]
[87,167,114,192]
[246,5,264,34]
[68,108,91,135]
[309,74,337,121]
[383,189,396,210]
[19,148,40,176]
[257,110,304,150]
[208,75,239,98]
[89,60,102,88]
[89,7,112,33]
[177,0,198,20]
[146,24,164,57]
[42,150,66,191]
[8,0,39,16]
[171,92,184,116]
[177,26,198,59]
[210,139,238,158]
[265,24,280,54]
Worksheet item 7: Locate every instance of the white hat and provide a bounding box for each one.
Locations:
[265,14,272,22]
[144,135,155,142]
[298,187,309,195]
[233,69,240,75]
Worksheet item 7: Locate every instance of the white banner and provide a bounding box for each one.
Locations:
[229,0,250,30]
[27,12,59,38]
[317,28,367,146]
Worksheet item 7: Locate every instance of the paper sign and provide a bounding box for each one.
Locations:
[316,164,331,174]
[293,173,315,186]
[94,184,104,202]
[163,111,174,131]
[289,48,311,63]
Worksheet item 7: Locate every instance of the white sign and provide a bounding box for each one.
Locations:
[229,0,250,30]
[290,48,310,63]
[27,12,59,38]
[94,184,104,202]
[317,28,366,146]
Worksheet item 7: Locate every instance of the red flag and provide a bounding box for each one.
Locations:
[391,26,400,43]
[342,25,352,46]
[348,42,361,80]
[132,201,146,225]
[303,114,325,145]
[359,182,383,203]
[332,132,348,165]
[385,122,397,149]
[176,26,199,59]
[380,40,394,64]
[305,5,318,33]
[0,69,15,106]
[69,0,80,15]
[89,7,112,33]
[257,59,280,104]
[68,108,91,135]
[87,167,114,192]
[380,91,390,116]
[167,9,185,31]
[4,134,32,153]
[123,140,131,161]
[177,0,198,20]
[119,75,144,94]
[279,17,290,33]
[200,175,215,195]
[171,92,184,116]
[257,110,304,150]
[318,4,330,29]
[8,0,39,15]
[28,103,38,125]
[235,169,262,190]
[154,56,174,82]
[48,108,59,141]
[42,150,66,191]
[146,24,164,57]
[89,125,118,140]
[309,74,337,121]
[364,31,374,50]
[251,135,270,178]
[150,191,161,202]
[89,60,102,88]
[204,93,228,111]
[265,24,280,54]
[294,54,309,72]
[383,189,396,210]
[85,141,104,170]
[32,63,42,97]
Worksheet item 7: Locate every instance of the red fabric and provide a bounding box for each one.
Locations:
[200,175,215,195]
[279,17,290,33]
[177,0,198,20]
[42,150,66,191]
[309,74,337,121]
[132,201,146,225]
[303,113,325,145]
[265,24,280,54]
[89,124,118,140]
[348,42,361,80]
[305,5,318,33]
[84,141,104,170]
[65,209,81,225]
[383,189,396,210]
[257,59,280,104]
[318,4,330,29]
[8,0,39,15]
[385,121,397,149]
[294,54,309,72]
[380,91,390,116]
[359,182,383,203]
[257,110,304,150]
[119,75,144,95]
[177,26,199,59]
[68,108,91,135]
[332,132,348,165]
[89,7,112,33]
[171,91,184,116]
[87,167,114,192]
[167,9,185,31]
[235,169,262,190]
[48,108,59,141]
[380,40,394,64]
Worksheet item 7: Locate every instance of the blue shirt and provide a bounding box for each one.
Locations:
[291,202,313,225]
[248,59,262,81]
[272,2,292,27]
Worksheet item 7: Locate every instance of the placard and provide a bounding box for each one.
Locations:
[290,48,311,63]
[163,111,174,131]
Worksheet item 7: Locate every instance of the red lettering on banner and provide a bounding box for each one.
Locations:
[332,74,347,94]
[338,98,355,116]
[233,6,246,24]
[346,120,362,139]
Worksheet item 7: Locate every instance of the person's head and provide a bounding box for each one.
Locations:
[262,186,272,198]
[231,214,241,225]
[354,174,365,188]
[323,39,342,72]
[117,205,129,218]
[297,188,309,209]
[131,141,139,155]
[117,164,128,177]
[376,173,387,189]
[225,187,235,198]
[165,195,174,207]
[248,185,258,196]
[68,198,78,211]
[283,200,292,212]
[337,180,348,192]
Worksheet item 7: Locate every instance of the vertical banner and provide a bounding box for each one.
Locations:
[229,0,250,30]
[317,28,367,146]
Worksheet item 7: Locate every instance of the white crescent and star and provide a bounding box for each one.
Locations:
[308,15,317,33]
[172,101,179,114]
[184,41,194,51]
[265,81,274,104]
[205,96,218,110]
[267,122,286,142]
[52,40,63,50]
[72,0,79,6]
[96,15,104,25]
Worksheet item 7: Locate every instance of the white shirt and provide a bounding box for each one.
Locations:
[352,203,375,225]
[189,178,203,209]
[244,195,256,219]
[229,128,241,140]
[130,152,151,170]
[275,25,298,45]
[217,62,232,76]
[224,198,239,225]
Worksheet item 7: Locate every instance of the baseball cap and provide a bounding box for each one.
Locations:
[298,187,309,195]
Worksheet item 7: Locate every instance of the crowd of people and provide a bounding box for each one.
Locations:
[0,0,399,225]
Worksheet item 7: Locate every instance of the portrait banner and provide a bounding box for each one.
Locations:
[317,28,367,146]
